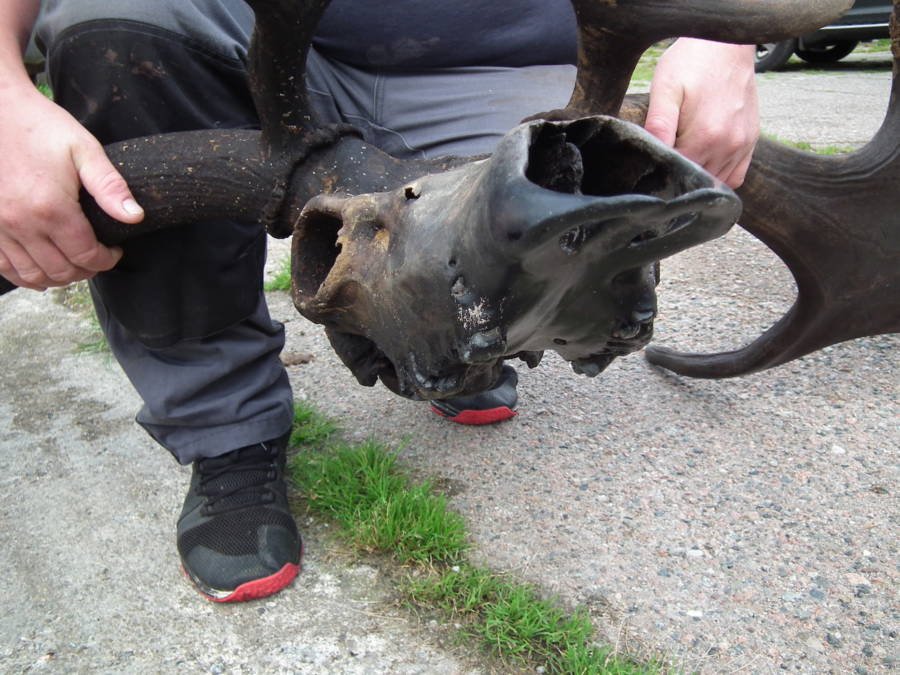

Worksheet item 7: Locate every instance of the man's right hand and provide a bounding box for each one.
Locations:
[0,81,144,291]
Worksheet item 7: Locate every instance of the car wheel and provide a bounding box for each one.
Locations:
[796,40,859,64]
[754,40,797,73]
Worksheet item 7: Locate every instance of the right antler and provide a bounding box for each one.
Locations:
[644,0,900,378]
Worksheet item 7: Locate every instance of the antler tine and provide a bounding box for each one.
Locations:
[566,0,853,116]
[645,0,900,378]
[245,0,331,151]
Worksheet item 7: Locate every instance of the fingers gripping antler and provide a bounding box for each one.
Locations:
[645,0,900,378]
[73,0,339,246]
[565,0,853,115]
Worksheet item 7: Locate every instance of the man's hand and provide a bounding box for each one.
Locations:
[645,38,759,189]
[0,83,144,291]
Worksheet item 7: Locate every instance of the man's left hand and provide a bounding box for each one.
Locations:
[644,38,759,189]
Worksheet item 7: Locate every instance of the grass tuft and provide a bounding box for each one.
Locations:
[287,402,657,673]
[264,256,292,292]
[290,415,468,563]
[53,282,110,354]
[406,567,651,673]
[290,401,338,449]
[857,38,892,54]
[629,43,668,87]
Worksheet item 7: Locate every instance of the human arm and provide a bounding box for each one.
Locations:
[0,0,143,291]
[644,38,759,189]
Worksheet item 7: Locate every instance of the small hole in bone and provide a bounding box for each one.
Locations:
[404,185,421,200]
[664,212,698,232]
[448,258,457,267]
[451,277,468,300]
[554,338,568,346]
[559,226,587,255]
[628,230,658,247]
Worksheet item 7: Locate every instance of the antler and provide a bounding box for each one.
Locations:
[3,0,880,396]
[644,0,900,378]
[558,0,853,116]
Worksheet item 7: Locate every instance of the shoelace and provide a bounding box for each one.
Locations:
[196,444,281,515]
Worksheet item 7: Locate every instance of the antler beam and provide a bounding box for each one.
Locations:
[644,0,900,377]
[560,0,853,115]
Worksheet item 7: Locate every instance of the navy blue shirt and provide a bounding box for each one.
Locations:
[314,1,578,69]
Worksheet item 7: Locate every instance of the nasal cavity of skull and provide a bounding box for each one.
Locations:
[526,124,673,198]
[526,128,585,194]
[293,211,343,298]
[579,126,671,198]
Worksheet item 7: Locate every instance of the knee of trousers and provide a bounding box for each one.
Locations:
[35,8,268,348]
[37,15,258,143]
[35,0,254,65]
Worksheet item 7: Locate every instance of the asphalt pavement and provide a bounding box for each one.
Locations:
[1,52,897,673]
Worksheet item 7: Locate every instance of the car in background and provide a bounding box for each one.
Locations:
[755,0,892,72]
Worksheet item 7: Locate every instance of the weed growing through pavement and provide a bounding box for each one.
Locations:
[289,403,338,448]
[292,435,468,564]
[287,401,656,674]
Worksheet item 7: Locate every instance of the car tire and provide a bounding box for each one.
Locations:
[796,40,859,64]
[754,40,796,72]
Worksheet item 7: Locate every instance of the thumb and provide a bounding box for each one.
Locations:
[644,79,683,148]
[72,139,145,224]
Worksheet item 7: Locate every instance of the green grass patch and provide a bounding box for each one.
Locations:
[292,435,468,563]
[407,567,651,673]
[288,402,656,673]
[75,319,111,354]
[289,402,338,449]
[264,256,292,292]
[857,39,892,54]
[629,43,667,87]
[767,135,856,155]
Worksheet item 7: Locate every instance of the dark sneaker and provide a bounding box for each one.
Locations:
[430,364,519,425]
[177,433,301,603]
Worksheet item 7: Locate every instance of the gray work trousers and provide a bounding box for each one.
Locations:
[35,0,575,464]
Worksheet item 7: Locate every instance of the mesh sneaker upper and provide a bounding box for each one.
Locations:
[177,435,301,597]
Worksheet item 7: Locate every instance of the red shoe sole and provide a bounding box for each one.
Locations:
[184,561,300,603]
[431,405,517,426]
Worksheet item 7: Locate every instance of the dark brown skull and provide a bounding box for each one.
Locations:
[291,116,740,400]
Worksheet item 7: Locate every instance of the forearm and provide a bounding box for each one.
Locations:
[0,0,41,90]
